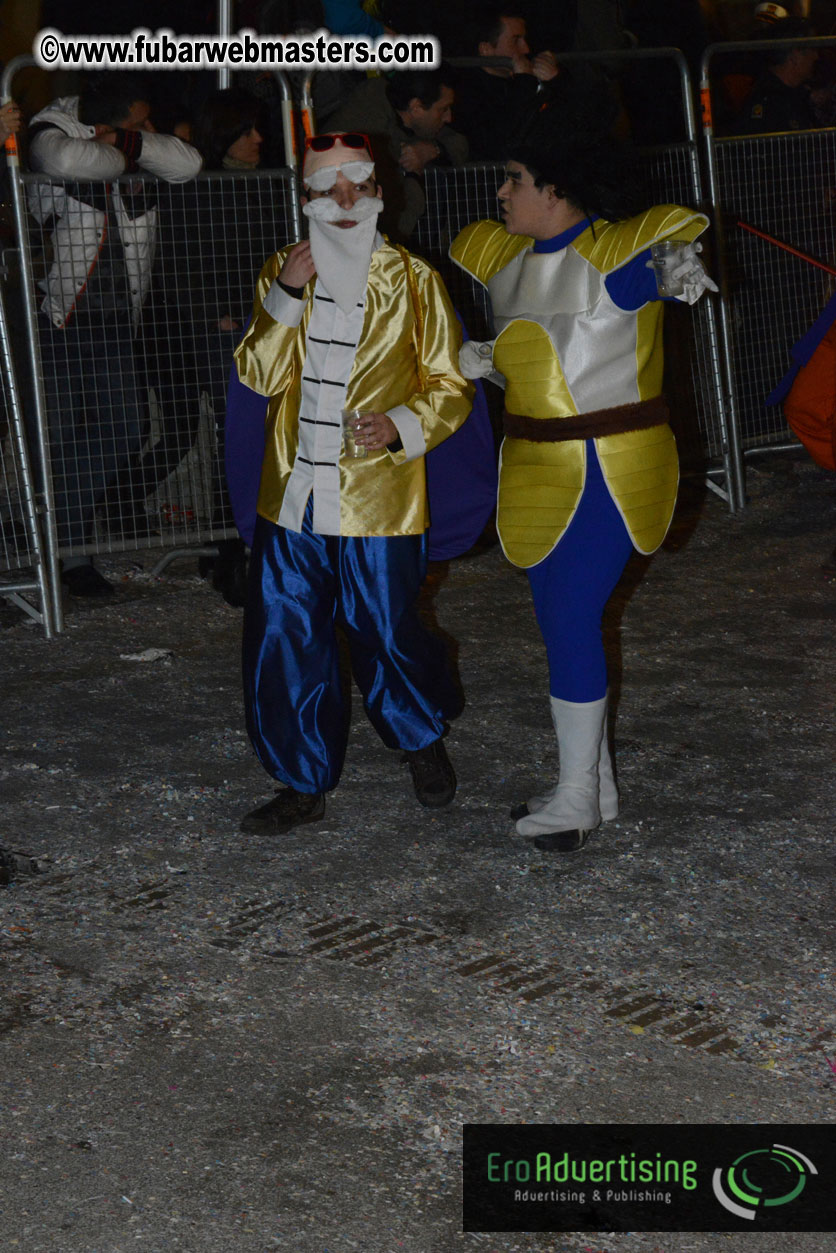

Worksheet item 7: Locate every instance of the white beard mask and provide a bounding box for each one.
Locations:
[302,193,384,315]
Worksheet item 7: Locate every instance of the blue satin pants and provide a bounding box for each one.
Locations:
[243,509,458,793]
[526,441,634,703]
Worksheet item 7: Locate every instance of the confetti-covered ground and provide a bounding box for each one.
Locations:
[2,454,834,1251]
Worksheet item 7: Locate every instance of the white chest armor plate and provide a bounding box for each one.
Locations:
[487,247,643,413]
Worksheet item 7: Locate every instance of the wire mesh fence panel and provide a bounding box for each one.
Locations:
[712,130,836,451]
[415,155,724,467]
[0,348,36,575]
[18,168,298,560]
[642,143,728,465]
[414,164,505,342]
[0,254,53,632]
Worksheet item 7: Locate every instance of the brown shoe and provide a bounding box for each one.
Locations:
[240,788,325,835]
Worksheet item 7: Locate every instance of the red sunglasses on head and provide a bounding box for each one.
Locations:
[304,132,371,153]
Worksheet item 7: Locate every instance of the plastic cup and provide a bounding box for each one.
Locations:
[342,409,367,459]
[650,240,686,298]
[651,239,691,298]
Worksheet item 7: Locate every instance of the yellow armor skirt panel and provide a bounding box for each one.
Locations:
[498,424,679,568]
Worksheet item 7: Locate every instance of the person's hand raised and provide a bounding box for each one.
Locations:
[279,241,316,288]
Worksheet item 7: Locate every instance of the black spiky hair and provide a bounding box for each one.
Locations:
[509,69,649,223]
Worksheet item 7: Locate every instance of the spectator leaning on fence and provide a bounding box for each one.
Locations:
[450,4,559,162]
[331,67,467,240]
[233,132,473,836]
[26,74,202,598]
[450,92,717,854]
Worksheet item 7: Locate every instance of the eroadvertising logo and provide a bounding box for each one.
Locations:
[462,1125,836,1233]
[712,1143,817,1220]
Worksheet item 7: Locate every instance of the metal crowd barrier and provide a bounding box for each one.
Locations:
[0,255,54,634]
[0,55,304,635]
[4,167,298,630]
[701,37,836,459]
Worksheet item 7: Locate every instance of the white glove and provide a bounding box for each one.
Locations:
[647,241,719,305]
[458,339,496,379]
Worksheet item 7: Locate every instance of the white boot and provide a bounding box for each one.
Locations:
[513,693,618,824]
[598,710,619,822]
[515,695,609,840]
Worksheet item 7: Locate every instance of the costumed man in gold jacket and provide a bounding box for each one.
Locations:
[450,102,717,853]
[234,132,473,835]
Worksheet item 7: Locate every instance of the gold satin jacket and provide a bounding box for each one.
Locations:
[234,240,473,537]
[450,206,709,567]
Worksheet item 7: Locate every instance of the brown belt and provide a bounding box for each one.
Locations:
[503,395,670,443]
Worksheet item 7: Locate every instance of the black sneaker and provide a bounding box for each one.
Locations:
[240,787,325,835]
[403,738,456,808]
[62,563,114,598]
[201,540,248,607]
[531,829,592,853]
[212,539,248,607]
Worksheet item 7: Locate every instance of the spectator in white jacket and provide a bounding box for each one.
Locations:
[27,75,202,597]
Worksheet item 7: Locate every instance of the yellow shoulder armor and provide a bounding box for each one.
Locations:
[575,206,710,275]
[450,219,532,287]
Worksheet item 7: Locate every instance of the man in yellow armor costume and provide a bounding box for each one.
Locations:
[451,107,716,852]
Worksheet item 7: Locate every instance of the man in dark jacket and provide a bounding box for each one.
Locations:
[735,17,819,134]
[451,5,559,162]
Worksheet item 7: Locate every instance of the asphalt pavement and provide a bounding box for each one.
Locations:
[2,453,834,1252]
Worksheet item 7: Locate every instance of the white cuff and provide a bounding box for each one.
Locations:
[263,280,306,327]
[387,405,426,461]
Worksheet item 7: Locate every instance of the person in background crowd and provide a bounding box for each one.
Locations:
[192,87,264,170]
[331,67,467,240]
[451,5,559,161]
[451,88,717,854]
[734,16,819,133]
[808,21,836,126]
[322,0,393,38]
[26,74,202,598]
[715,2,793,122]
[126,87,269,605]
[0,100,21,146]
[754,3,791,25]
[233,133,473,835]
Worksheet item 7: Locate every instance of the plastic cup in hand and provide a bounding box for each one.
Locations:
[342,410,367,459]
[650,240,686,298]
